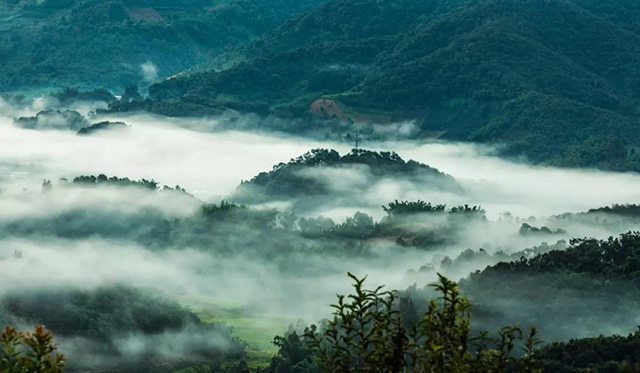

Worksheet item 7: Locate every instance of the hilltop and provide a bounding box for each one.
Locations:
[231,148,464,210]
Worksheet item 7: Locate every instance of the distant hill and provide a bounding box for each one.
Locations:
[0,284,245,370]
[461,231,640,342]
[231,148,464,212]
[14,109,88,131]
[401,231,640,344]
[77,120,128,135]
[150,0,640,171]
[0,0,325,92]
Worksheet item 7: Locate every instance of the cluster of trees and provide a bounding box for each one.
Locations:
[518,223,566,237]
[472,232,640,281]
[261,274,542,373]
[261,268,640,373]
[16,165,640,264]
[587,204,640,217]
[9,165,640,266]
[0,193,488,266]
[72,174,159,190]
[7,274,544,372]
[406,240,568,278]
[536,329,640,372]
[9,92,132,134]
[14,110,89,131]
[552,203,640,233]
[62,173,187,194]
[3,88,117,108]
[76,120,127,135]
[382,200,447,216]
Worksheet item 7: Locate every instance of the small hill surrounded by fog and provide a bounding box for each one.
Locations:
[77,121,128,135]
[14,109,88,131]
[231,148,464,213]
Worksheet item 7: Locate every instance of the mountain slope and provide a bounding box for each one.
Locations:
[150,0,640,171]
[0,0,325,92]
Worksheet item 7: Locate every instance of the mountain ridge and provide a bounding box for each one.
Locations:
[148,0,640,171]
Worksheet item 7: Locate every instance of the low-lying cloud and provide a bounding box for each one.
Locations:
[3,102,640,364]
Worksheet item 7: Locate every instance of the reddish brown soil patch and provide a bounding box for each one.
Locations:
[310,99,344,119]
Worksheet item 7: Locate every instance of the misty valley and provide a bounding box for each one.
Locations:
[4,0,640,372]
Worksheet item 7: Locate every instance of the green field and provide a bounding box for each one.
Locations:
[179,297,301,369]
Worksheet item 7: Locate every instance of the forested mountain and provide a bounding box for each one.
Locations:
[421,232,640,343]
[150,0,640,171]
[0,0,324,92]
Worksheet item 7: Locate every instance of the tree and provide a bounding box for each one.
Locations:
[0,325,65,373]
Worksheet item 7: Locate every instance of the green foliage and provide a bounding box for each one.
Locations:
[329,212,375,240]
[449,205,486,219]
[76,121,128,135]
[50,87,116,104]
[518,223,566,236]
[260,332,319,373]
[536,328,640,373]
[475,232,640,280]
[443,232,640,344]
[304,273,541,372]
[432,241,567,275]
[383,200,446,216]
[0,325,65,373]
[588,204,640,218]
[72,174,158,189]
[551,204,640,233]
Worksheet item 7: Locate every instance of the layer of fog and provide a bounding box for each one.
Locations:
[2,104,640,293]
[0,238,418,317]
[3,103,640,356]
[3,109,640,219]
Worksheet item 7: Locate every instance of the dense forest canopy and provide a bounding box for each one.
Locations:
[0,0,325,91]
[145,0,640,171]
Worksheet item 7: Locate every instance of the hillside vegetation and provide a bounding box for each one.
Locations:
[0,0,324,92]
[150,0,640,171]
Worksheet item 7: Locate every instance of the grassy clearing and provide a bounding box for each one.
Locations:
[178,296,299,368]
[200,312,292,353]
